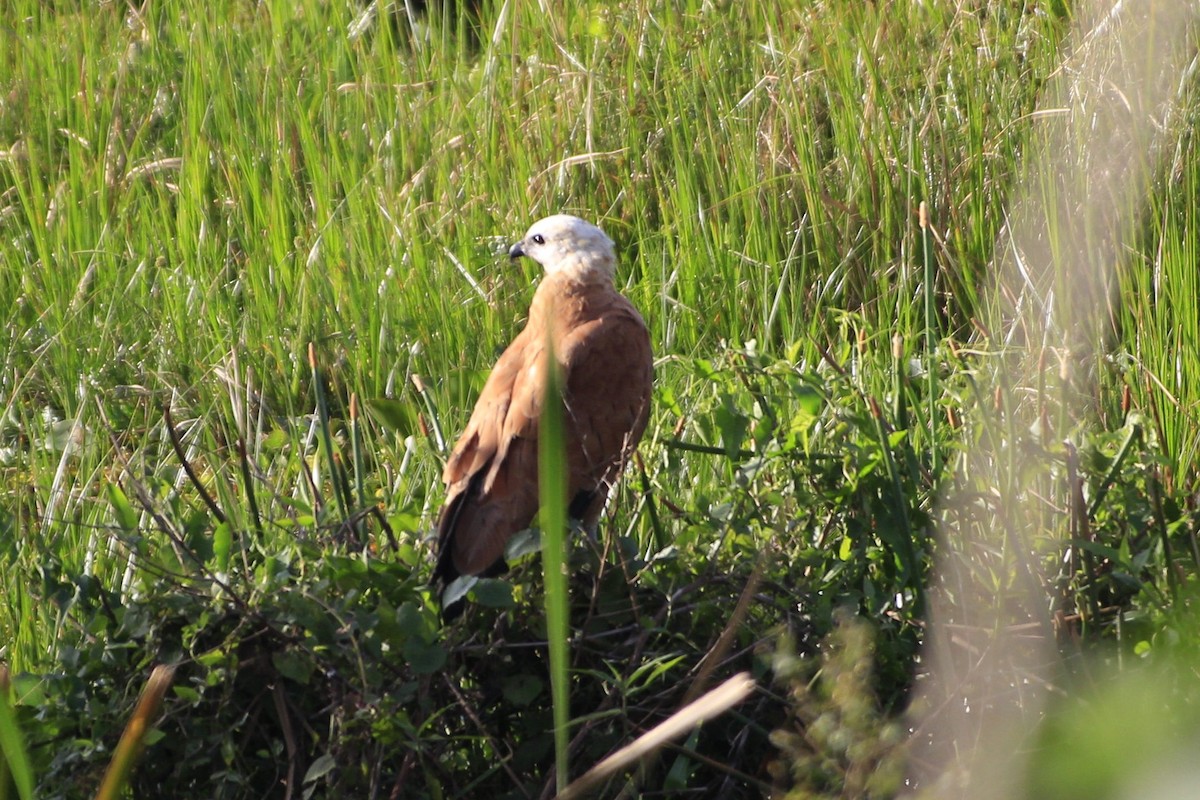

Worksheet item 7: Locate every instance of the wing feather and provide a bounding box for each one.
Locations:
[435,324,545,582]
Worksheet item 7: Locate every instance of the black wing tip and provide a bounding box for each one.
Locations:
[568,488,598,520]
[441,595,467,623]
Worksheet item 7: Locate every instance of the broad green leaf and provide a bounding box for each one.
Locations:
[402,638,447,674]
[501,674,544,706]
[262,429,288,450]
[473,579,515,609]
[212,521,232,573]
[302,753,336,784]
[839,535,853,561]
[273,650,315,685]
[106,482,138,532]
[365,398,414,434]
[173,686,201,703]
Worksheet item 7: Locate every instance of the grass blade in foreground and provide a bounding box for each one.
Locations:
[558,673,755,799]
[0,665,33,800]
[539,328,571,794]
[310,343,353,523]
[913,1,1195,793]
[93,664,177,800]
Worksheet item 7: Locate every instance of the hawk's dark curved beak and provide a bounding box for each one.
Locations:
[508,241,526,261]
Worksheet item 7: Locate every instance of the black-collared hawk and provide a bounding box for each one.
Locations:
[433,214,653,618]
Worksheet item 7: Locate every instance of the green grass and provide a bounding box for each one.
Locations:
[2,0,1200,797]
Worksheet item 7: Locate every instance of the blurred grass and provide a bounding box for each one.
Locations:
[538,329,570,793]
[0,664,33,800]
[1,0,1199,794]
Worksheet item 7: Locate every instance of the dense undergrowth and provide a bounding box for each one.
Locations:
[2,0,1200,798]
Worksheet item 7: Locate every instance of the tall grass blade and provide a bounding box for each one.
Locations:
[920,201,940,484]
[538,323,571,794]
[558,673,754,800]
[236,438,264,541]
[93,664,177,800]
[914,1,1195,793]
[349,393,366,512]
[0,666,33,800]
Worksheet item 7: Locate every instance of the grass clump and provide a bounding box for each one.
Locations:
[769,613,907,800]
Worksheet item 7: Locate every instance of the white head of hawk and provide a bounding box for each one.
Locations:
[433,214,654,620]
[508,214,617,282]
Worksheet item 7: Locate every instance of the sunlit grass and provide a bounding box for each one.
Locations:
[1,0,1198,795]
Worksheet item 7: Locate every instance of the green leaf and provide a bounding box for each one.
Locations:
[473,579,515,608]
[714,397,748,459]
[273,650,315,685]
[839,535,853,561]
[501,674,544,706]
[658,385,683,416]
[794,384,823,415]
[212,521,232,573]
[9,677,44,707]
[506,528,542,561]
[365,398,414,434]
[275,494,314,516]
[402,638,447,674]
[302,752,336,784]
[262,428,288,450]
[634,655,686,687]
[396,601,432,640]
[664,728,701,789]
[387,511,421,535]
[693,358,717,379]
[173,686,201,703]
[106,482,138,532]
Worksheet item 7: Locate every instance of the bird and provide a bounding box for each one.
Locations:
[433,214,654,619]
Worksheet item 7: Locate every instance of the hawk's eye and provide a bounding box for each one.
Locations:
[531,234,545,245]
